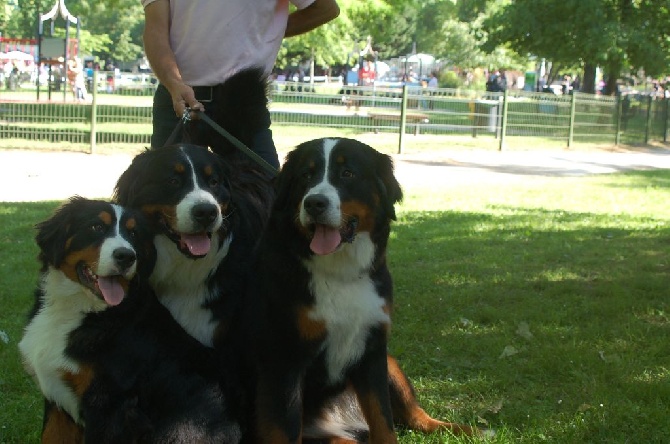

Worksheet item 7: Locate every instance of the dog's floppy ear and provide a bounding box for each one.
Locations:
[271,150,298,211]
[113,148,151,205]
[132,211,157,281]
[34,197,81,269]
[375,152,403,221]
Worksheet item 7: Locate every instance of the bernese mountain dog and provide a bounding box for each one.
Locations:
[18,197,241,443]
[113,68,475,441]
[113,143,272,351]
[250,137,479,442]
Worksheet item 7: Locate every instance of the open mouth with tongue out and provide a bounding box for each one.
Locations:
[77,263,130,307]
[159,217,213,258]
[308,218,358,256]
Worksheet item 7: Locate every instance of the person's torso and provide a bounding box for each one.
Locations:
[169,0,311,86]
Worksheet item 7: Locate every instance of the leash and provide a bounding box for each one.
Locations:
[164,107,278,177]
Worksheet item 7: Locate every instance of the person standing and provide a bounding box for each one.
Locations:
[142,0,340,168]
[427,70,438,109]
[67,57,88,102]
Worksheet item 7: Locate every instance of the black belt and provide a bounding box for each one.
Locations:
[191,85,223,103]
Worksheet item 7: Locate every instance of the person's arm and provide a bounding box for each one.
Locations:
[285,0,339,38]
[143,0,203,116]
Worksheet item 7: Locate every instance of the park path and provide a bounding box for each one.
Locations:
[1,147,670,202]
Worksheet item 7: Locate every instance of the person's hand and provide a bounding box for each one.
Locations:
[170,83,204,120]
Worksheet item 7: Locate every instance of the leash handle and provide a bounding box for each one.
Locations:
[163,107,192,147]
[162,108,278,178]
[181,107,193,124]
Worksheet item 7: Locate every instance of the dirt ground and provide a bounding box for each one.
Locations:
[1,146,670,202]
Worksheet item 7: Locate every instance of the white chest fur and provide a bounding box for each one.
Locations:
[18,269,107,424]
[150,232,232,347]
[303,234,390,384]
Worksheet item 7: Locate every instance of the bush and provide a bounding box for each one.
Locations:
[439,70,462,88]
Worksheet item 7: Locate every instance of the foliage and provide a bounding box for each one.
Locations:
[4,0,144,62]
[417,0,527,72]
[3,0,668,93]
[485,0,670,94]
[439,69,461,88]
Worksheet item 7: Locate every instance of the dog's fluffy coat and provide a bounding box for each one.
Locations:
[19,197,241,443]
[250,138,402,443]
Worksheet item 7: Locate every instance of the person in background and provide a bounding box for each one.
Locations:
[427,70,438,109]
[486,69,507,93]
[142,0,340,168]
[427,70,439,89]
[84,60,94,93]
[67,57,88,102]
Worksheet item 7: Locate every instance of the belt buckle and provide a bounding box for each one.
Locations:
[195,86,214,103]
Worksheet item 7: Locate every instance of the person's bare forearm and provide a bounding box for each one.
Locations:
[143,0,202,116]
[143,0,183,93]
[285,0,339,37]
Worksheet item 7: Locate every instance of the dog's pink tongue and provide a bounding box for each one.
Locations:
[182,233,211,256]
[310,224,341,255]
[98,276,125,306]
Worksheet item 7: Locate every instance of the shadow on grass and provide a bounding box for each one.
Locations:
[389,206,670,441]
[2,200,669,442]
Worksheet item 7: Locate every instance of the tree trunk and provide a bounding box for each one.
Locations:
[603,61,621,96]
[581,63,597,94]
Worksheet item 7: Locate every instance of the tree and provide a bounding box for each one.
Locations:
[278,0,406,70]
[4,0,144,63]
[361,0,417,58]
[485,0,670,94]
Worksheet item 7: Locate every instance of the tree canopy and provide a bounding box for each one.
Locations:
[486,0,670,93]
[1,0,667,92]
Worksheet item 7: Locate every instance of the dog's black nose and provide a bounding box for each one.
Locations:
[113,247,137,270]
[304,194,329,217]
[192,203,218,227]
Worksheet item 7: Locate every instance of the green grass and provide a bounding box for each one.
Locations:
[1,171,670,443]
[389,170,670,442]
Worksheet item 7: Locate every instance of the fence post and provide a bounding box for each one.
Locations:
[567,92,577,148]
[498,89,508,151]
[615,94,622,146]
[90,70,98,154]
[398,84,408,154]
[644,95,652,145]
[664,98,669,143]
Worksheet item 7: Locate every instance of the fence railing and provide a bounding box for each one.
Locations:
[1,71,668,153]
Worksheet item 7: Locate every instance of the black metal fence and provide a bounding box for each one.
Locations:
[1,71,668,153]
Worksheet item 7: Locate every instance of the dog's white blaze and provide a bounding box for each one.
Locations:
[150,232,233,347]
[175,150,223,233]
[299,138,341,227]
[97,205,136,278]
[18,269,111,425]
[303,233,389,384]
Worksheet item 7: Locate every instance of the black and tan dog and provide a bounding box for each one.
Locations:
[250,137,428,443]
[18,197,241,443]
[114,69,475,441]
[113,142,272,351]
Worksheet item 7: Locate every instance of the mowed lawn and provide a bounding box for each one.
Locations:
[1,166,669,443]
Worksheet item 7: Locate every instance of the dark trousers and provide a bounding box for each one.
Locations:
[151,84,279,169]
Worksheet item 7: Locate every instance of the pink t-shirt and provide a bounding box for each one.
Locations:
[142,0,315,86]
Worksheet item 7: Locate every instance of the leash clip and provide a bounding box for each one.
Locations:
[181,107,192,124]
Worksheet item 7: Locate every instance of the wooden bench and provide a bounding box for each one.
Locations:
[368,112,429,135]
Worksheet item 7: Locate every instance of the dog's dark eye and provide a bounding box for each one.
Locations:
[208,177,219,188]
[169,177,180,187]
[128,229,137,239]
[341,169,355,179]
[91,223,105,233]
